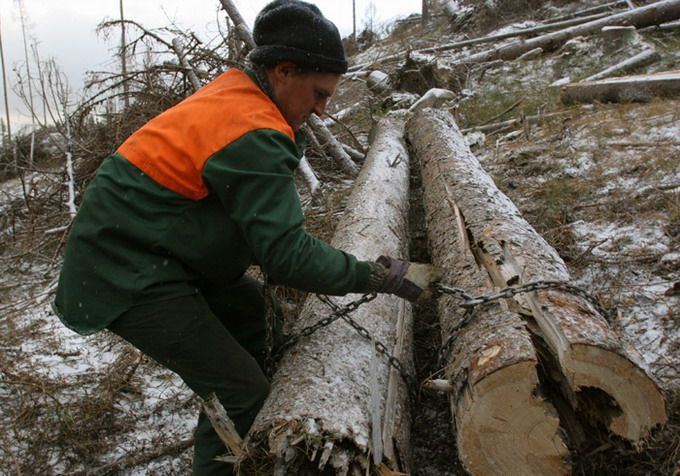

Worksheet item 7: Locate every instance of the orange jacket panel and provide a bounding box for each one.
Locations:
[117,68,294,200]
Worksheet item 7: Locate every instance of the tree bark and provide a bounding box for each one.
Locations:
[406,109,667,473]
[561,70,680,104]
[407,110,569,476]
[238,117,413,475]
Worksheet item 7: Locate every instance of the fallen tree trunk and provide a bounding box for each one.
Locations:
[585,48,659,81]
[456,0,680,66]
[406,109,667,473]
[561,70,680,104]
[348,10,619,73]
[461,110,571,134]
[407,112,569,476]
[238,116,413,475]
[545,1,630,23]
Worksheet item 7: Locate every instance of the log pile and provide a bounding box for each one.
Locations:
[237,117,413,475]
[405,109,667,475]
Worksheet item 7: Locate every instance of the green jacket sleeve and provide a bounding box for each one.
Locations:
[202,129,371,295]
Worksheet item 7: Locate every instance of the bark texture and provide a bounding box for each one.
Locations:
[407,111,569,476]
[406,109,667,474]
[562,70,680,104]
[238,116,413,475]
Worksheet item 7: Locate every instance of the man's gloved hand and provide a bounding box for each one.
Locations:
[377,255,443,303]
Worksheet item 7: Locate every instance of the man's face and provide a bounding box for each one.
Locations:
[271,64,340,130]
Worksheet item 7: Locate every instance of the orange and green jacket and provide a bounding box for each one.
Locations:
[53,68,373,335]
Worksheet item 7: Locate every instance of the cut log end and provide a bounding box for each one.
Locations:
[457,361,570,476]
[567,343,668,442]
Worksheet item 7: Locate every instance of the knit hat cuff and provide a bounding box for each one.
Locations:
[249,44,348,74]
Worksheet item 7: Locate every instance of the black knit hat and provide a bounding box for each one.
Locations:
[249,0,348,74]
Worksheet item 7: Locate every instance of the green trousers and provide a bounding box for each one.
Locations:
[108,275,280,475]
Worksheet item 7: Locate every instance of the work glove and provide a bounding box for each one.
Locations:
[376,255,443,303]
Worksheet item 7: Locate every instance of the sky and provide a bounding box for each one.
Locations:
[0,0,419,131]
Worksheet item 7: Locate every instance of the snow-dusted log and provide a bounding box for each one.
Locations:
[408,88,456,112]
[561,70,680,104]
[238,116,413,475]
[407,109,667,472]
[407,111,569,476]
[308,113,359,177]
[545,1,630,23]
[297,156,321,198]
[455,0,680,66]
[585,48,659,81]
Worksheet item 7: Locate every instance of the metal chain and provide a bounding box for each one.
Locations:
[316,295,417,391]
[266,292,378,372]
[266,280,612,391]
[435,280,613,365]
[436,280,612,321]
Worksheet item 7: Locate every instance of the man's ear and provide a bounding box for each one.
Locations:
[273,61,301,81]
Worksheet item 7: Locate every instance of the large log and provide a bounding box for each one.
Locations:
[561,70,680,104]
[238,116,413,475]
[457,0,680,66]
[407,113,569,475]
[347,10,619,73]
[406,109,667,473]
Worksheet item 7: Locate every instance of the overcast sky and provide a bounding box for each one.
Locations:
[0,0,418,130]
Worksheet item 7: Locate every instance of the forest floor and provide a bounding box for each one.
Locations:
[1,1,679,475]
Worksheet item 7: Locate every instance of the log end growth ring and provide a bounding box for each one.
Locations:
[457,361,570,476]
[567,344,668,442]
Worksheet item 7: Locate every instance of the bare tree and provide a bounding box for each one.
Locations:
[352,0,357,42]
[120,0,130,110]
[17,0,36,167]
[30,42,48,125]
[0,12,11,148]
[422,0,430,25]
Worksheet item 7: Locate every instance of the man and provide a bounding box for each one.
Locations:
[53,1,441,474]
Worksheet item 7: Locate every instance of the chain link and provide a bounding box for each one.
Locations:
[266,280,612,392]
[266,292,378,373]
[436,280,612,321]
[316,295,417,390]
[435,280,613,365]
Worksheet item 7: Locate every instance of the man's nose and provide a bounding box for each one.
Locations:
[312,98,328,117]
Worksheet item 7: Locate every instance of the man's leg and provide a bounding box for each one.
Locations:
[108,292,269,476]
[200,275,283,371]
